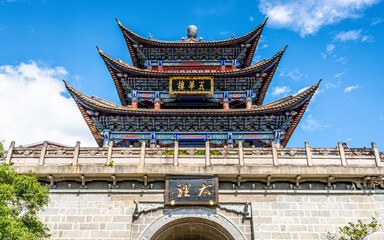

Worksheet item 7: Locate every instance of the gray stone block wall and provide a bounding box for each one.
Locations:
[250,194,384,240]
[40,192,384,240]
[40,193,135,240]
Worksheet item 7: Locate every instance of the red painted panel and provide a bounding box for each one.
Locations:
[244,134,261,139]
[122,135,140,139]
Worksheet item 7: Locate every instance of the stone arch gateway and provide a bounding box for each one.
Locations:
[139,207,247,240]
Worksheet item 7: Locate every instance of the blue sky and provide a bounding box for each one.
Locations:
[0,0,383,149]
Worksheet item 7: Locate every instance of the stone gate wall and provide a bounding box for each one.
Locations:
[39,191,384,240]
[3,142,383,240]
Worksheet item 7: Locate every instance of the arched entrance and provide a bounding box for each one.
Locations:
[151,217,234,240]
[138,207,246,240]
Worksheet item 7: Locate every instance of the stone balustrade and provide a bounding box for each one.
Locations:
[1,141,383,168]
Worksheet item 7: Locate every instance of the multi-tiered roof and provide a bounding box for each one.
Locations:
[66,19,320,148]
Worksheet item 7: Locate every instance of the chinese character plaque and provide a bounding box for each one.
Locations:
[169,76,214,94]
[165,176,218,205]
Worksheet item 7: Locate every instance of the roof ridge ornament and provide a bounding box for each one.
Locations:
[187,25,197,40]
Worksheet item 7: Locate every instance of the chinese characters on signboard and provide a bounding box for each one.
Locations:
[166,176,218,205]
[169,76,214,94]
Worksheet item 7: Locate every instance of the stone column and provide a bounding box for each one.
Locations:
[271,141,279,166]
[338,142,347,166]
[5,141,15,164]
[238,141,244,166]
[305,142,313,166]
[38,141,48,166]
[140,141,146,166]
[72,141,80,166]
[372,142,382,167]
[106,140,113,166]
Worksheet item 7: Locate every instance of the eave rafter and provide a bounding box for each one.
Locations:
[116,18,267,68]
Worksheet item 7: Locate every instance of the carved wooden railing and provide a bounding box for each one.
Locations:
[1,141,383,167]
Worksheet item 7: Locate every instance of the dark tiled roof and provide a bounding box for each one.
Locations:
[97,45,287,77]
[117,18,267,46]
[64,79,319,116]
[65,80,320,147]
[117,18,267,68]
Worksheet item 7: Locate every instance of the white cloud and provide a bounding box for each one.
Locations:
[325,83,338,88]
[0,61,96,148]
[322,43,336,58]
[361,35,374,42]
[335,56,348,64]
[326,44,335,53]
[258,0,379,37]
[301,115,329,132]
[279,68,303,80]
[257,35,268,49]
[334,29,374,42]
[250,16,255,22]
[271,86,291,96]
[344,84,359,93]
[371,17,383,25]
[295,87,309,95]
[334,72,345,78]
[219,31,231,35]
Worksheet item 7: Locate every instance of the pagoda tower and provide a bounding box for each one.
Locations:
[65,19,320,148]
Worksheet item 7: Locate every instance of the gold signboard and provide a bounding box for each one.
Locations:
[169,76,214,94]
[165,176,218,205]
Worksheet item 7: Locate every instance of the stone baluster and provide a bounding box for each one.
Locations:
[338,142,347,166]
[173,141,179,166]
[205,141,211,166]
[271,141,278,166]
[5,141,15,164]
[72,141,80,166]
[238,141,244,166]
[38,141,48,166]
[372,142,382,167]
[305,142,313,166]
[106,140,113,166]
[140,141,146,166]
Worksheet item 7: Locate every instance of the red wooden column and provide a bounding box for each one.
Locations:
[154,91,161,109]
[131,90,138,109]
[223,92,229,109]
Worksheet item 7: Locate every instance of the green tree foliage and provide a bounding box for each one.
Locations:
[327,218,381,240]
[0,163,50,239]
[0,141,4,158]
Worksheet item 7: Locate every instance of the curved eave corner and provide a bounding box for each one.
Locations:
[244,18,268,68]
[116,19,140,68]
[256,45,288,106]
[97,46,128,106]
[280,80,321,147]
[64,80,104,147]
